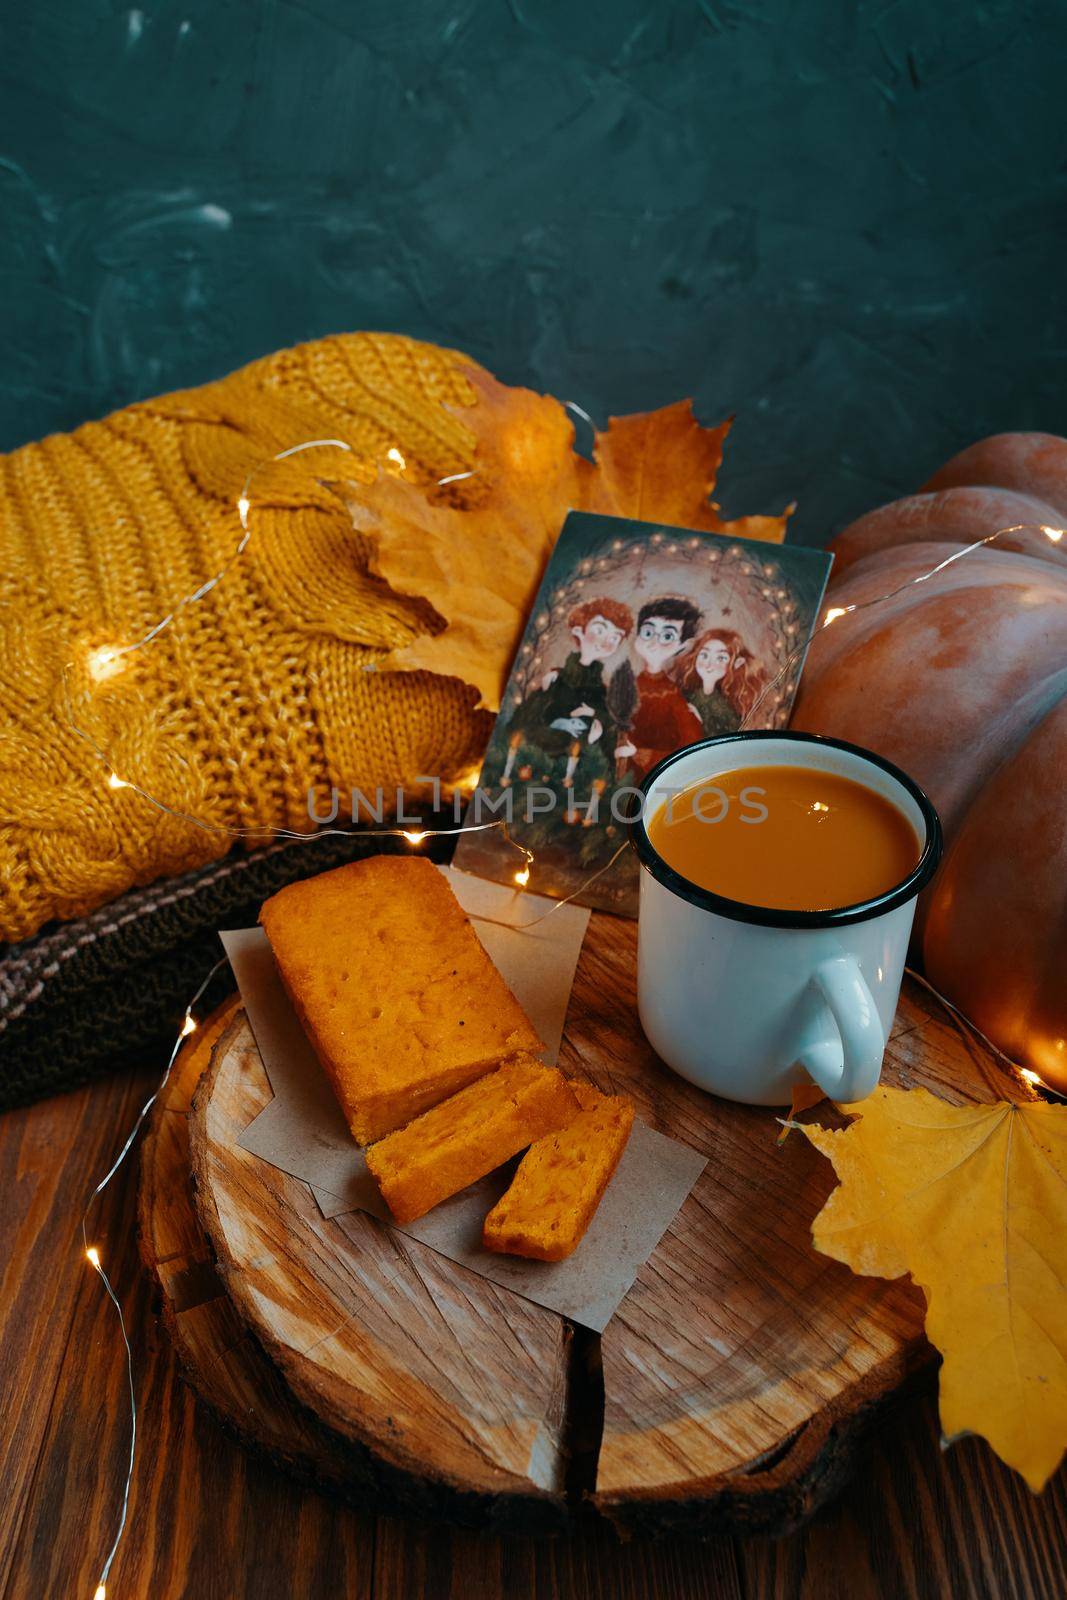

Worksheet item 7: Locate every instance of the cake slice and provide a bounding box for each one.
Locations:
[260,855,543,1144]
[482,1082,635,1261]
[365,1055,580,1224]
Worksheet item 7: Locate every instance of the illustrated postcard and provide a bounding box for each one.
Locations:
[454,511,833,915]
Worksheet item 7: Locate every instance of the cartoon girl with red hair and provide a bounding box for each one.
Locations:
[677,627,768,735]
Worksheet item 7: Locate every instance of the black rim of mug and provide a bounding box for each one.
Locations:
[629,730,944,930]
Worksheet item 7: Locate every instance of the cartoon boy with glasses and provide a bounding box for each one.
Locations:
[612,597,704,782]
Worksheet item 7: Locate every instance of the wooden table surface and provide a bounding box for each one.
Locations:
[3,1063,1065,1600]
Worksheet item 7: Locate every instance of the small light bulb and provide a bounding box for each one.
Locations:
[386,447,406,470]
[94,1584,107,1600]
[86,1246,101,1269]
[107,772,130,791]
[237,493,251,527]
[1041,525,1064,543]
[514,866,530,887]
[86,644,125,683]
[403,830,428,845]
[181,1014,198,1037]
[823,606,849,628]
[1020,1068,1043,1086]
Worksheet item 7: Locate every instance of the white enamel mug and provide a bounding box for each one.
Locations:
[630,732,942,1106]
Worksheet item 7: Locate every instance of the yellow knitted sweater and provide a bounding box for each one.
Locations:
[0,333,492,944]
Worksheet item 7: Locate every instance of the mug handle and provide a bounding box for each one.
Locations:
[795,955,885,1103]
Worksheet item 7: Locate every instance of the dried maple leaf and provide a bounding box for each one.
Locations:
[345,365,593,710]
[801,1086,1067,1491]
[583,402,731,527]
[345,367,790,711]
[586,400,795,543]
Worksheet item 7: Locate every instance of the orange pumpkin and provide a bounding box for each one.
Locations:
[793,433,1067,1092]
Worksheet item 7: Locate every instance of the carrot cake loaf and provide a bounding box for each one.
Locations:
[483,1082,634,1260]
[365,1054,580,1224]
[260,856,543,1144]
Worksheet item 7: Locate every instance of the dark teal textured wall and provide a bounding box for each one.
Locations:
[2,1,1064,543]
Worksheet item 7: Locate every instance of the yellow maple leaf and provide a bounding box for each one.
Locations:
[346,367,790,711]
[801,1086,1067,1491]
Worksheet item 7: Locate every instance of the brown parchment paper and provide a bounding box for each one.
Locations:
[225,867,705,1332]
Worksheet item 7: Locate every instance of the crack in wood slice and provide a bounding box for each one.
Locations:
[140,911,999,1537]
[555,919,1001,1537]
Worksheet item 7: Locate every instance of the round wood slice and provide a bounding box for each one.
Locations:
[137,999,371,1500]
[140,910,1014,1537]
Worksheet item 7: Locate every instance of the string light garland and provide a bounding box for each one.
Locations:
[742,520,1066,731]
[63,429,1064,862]
[58,440,1065,930]
[59,402,1063,857]
[82,436,342,676]
[60,488,1066,955]
[65,433,480,796]
[61,411,1064,1592]
[82,956,227,1600]
[903,966,1063,1106]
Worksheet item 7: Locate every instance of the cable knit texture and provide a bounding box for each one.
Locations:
[0,332,494,943]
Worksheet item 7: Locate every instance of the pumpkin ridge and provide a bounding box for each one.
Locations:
[922,432,1067,520]
[833,487,1067,578]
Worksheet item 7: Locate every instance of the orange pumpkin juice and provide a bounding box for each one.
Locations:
[647,764,921,912]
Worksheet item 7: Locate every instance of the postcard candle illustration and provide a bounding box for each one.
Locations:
[454,512,832,915]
